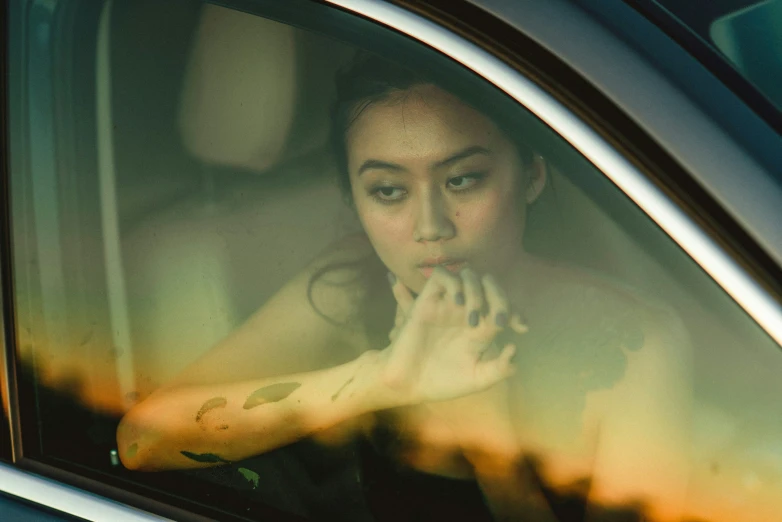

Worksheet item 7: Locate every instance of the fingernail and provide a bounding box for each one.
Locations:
[495,312,508,328]
[387,272,396,286]
[469,310,480,327]
[455,292,465,306]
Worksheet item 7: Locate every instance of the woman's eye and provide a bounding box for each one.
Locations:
[371,186,406,202]
[447,173,484,191]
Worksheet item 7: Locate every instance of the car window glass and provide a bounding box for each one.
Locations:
[648,0,782,115]
[6,0,782,520]
[710,0,782,110]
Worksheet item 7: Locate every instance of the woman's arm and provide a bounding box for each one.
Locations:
[117,242,388,470]
[118,240,520,471]
[586,305,692,522]
[117,348,393,471]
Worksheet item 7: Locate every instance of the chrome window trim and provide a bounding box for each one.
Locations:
[325,0,782,346]
[0,463,170,521]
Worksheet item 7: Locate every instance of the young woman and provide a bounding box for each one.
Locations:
[117,55,690,521]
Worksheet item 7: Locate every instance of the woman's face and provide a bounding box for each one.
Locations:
[347,84,530,294]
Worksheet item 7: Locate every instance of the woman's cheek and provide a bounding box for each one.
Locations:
[366,213,410,244]
[455,191,507,236]
[359,207,413,262]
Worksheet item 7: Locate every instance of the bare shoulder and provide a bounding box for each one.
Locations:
[507,258,690,426]
[250,231,380,354]
[304,232,379,323]
[518,257,688,374]
[519,268,691,518]
[170,234,379,387]
[527,258,681,329]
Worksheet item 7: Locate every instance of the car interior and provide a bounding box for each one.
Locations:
[111,0,686,399]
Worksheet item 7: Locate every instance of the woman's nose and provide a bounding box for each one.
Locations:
[413,191,455,242]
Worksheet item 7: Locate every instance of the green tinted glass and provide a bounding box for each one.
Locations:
[711,0,782,110]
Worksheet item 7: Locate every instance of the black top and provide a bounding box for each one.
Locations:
[359,439,495,522]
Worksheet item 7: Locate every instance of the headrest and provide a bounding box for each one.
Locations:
[178,5,297,172]
[178,5,355,174]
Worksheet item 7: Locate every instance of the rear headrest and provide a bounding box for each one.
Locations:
[178,5,296,171]
[178,4,354,173]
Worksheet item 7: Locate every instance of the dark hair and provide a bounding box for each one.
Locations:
[330,53,535,204]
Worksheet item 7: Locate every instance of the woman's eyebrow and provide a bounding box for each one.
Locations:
[357,159,406,176]
[432,146,491,169]
[356,146,491,176]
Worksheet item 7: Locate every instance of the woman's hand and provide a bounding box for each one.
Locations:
[381,267,527,404]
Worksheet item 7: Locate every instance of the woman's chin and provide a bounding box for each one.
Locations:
[399,274,426,296]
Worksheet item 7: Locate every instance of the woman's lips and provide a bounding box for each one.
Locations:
[418,258,466,278]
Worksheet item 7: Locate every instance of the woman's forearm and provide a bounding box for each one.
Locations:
[116,349,397,471]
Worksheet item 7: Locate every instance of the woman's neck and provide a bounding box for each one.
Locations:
[500,250,539,305]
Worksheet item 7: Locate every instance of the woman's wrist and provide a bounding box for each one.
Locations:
[357,348,417,412]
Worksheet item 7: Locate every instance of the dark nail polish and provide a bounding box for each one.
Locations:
[469,310,480,327]
[496,312,508,328]
[387,272,396,286]
[455,292,465,306]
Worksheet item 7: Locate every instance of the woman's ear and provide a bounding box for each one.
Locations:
[525,155,548,204]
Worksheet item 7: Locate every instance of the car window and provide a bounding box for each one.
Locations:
[646,0,782,114]
[710,0,782,110]
[5,0,782,521]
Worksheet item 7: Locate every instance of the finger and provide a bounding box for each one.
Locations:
[388,272,415,314]
[388,326,400,342]
[390,305,405,342]
[460,267,485,328]
[394,303,406,327]
[419,266,462,303]
[474,343,516,388]
[481,274,510,330]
